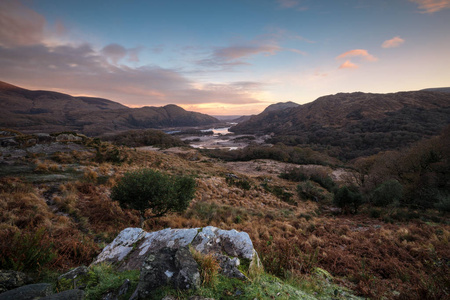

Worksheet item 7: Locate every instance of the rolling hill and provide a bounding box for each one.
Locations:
[0,81,219,135]
[231,91,450,159]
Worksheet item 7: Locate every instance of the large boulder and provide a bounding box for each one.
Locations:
[93,226,262,297]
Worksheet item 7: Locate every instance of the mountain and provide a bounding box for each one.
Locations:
[231,91,450,159]
[0,81,219,135]
[261,101,300,113]
[421,87,450,93]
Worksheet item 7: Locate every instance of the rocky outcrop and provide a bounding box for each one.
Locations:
[0,283,52,300]
[0,270,33,293]
[93,226,262,298]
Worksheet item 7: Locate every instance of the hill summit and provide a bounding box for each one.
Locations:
[0,81,219,135]
[231,91,450,159]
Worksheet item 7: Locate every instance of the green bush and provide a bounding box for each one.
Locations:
[371,180,403,207]
[434,193,450,213]
[111,169,196,226]
[333,186,363,214]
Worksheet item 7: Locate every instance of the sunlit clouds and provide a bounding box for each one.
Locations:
[336,49,377,70]
[409,0,450,13]
[0,0,45,47]
[339,60,359,69]
[336,49,377,62]
[0,0,449,115]
[382,37,405,48]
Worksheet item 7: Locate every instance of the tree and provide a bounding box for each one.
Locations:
[371,179,403,207]
[111,168,196,227]
[333,186,363,214]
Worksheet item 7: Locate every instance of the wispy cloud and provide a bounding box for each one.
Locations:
[0,43,264,106]
[339,60,359,69]
[276,0,308,10]
[0,2,264,108]
[0,0,46,47]
[336,49,377,70]
[382,36,405,48]
[101,44,143,64]
[336,49,378,62]
[409,0,450,13]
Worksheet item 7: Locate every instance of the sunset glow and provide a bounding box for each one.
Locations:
[0,0,449,115]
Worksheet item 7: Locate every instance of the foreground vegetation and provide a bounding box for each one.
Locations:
[0,129,449,299]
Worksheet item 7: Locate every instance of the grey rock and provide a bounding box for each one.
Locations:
[136,246,200,299]
[93,226,263,296]
[41,289,84,300]
[57,266,90,290]
[0,283,52,300]
[56,134,82,142]
[0,270,33,293]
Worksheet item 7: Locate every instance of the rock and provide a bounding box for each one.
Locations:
[0,270,33,293]
[55,134,82,142]
[57,266,91,290]
[93,226,263,296]
[0,283,52,300]
[41,289,84,300]
[0,139,18,147]
[136,246,200,299]
[189,297,215,300]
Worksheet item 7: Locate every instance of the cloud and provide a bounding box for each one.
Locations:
[198,33,306,70]
[197,43,281,69]
[339,60,359,69]
[277,0,300,8]
[336,49,378,62]
[276,0,308,10]
[382,36,405,48]
[0,43,264,106]
[409,0,450,13]
[0,1,265,110]
[101,44,127,64]
[214,44,281,61]
[0,0,46,47]
[101,44,144,64]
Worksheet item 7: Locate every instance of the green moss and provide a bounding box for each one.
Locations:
[81,264,139,300]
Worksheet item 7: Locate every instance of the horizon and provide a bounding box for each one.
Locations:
[0,0,449,115]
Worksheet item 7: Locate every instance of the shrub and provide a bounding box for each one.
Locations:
[111,169,196,227]
[371,179,403,207]
[333,186,363,214]
[434,193,450,213]
[0,228,56,272]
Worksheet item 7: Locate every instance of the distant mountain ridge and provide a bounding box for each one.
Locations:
[0,81,219,135]
[261,101,300,113]
[231,91,450,159]
[421,87,450,93]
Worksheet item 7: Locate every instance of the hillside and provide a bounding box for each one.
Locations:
[0,81,219,135]
[0,130,448,299]
[261,101,300,113]
[231,91,450,159]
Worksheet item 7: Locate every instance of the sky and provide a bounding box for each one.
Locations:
[0,0,449,115]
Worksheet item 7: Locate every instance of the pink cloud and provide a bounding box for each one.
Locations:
[409,0,450,13]
[336,49,378,62]
[382,36,405,48]
[277,0,299,8]
[0,0,46,47]
[339,60,359,69]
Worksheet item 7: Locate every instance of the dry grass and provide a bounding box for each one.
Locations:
[190,247,221,287]
[1,143,449,299]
